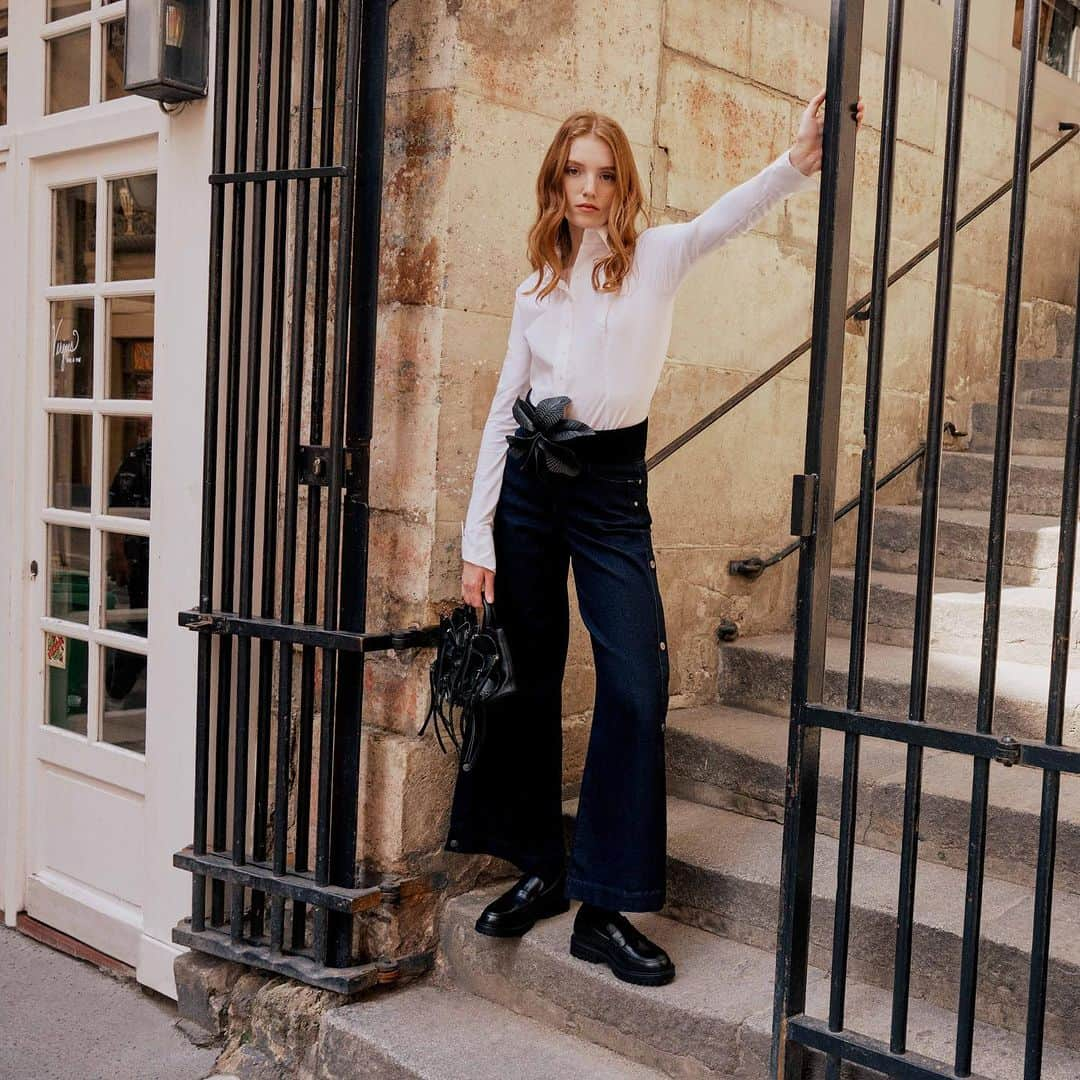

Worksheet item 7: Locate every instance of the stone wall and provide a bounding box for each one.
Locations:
[355,0,1080,917]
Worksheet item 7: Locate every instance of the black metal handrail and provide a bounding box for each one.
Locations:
[643,120,1078,475]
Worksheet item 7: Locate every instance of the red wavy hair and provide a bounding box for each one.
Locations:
[523,110,649,303]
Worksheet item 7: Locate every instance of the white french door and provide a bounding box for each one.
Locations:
[25,138,157,965]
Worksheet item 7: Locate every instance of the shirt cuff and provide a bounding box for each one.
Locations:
[777,147,818,192]
[461,519,496,572]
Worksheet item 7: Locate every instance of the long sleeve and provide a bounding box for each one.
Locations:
[460,291,534,571]
[640,147,818,294]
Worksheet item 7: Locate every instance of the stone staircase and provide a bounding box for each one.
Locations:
[316,308,1079,1079]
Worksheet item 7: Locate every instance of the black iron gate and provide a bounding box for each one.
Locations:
[772,1,1080,1078]
[172,0,440,992]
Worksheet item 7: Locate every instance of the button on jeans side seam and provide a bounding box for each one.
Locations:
[645,539,669,731]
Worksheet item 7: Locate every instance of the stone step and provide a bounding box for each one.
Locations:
[558,794,1080,1056]
[827,565,1080,663]
[664,702,1080,893]
[872,504,1072,587]
[316,983,665,1079]
[442,884,1080,1078]
[1055,308,1076,357]
[938,450,1071,517]
[1020,385,1071,407]
[1018,356,1075,395]
[969,401,1072,456]
[715,631,1080,741]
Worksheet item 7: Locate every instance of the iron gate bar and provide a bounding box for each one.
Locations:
[826,3,904,1074]
[233,0,276,943]
[956,0,1042,1070]
[320,0,391,969]
[191,0,234,938]
[770,1,865,1076]
[308,0,347,962]
[789,1016,993,1080]
[270,0,320,955]
[1024,269,1080,1079]
[892,0,971,1054]
[800,705,1080,775]
[216,0,254,937]
[293,0,344,960]
[251,0,295,942]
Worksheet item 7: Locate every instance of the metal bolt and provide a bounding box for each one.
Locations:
[449,838,458,848]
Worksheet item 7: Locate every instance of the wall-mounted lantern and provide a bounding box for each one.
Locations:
[123,0,209,103]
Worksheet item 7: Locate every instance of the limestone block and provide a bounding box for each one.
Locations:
[433,305,519,526]
[664,0,751,78]
[942,282,1008,413]
[174,951,246,1037]
[453,0,662,148]
[667,230,815,368]
[748,0,827,103]
[1023,193,1080,307]
[387,0,458,96]
[659,57,795,207]
[367,508,435,631]
[961,95,1023,183]
[371,303,443,521]
[360,725,459,863]
[860,49,939,153]
[379,89,454,307]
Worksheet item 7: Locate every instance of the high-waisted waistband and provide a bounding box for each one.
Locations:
[572,416,649,464]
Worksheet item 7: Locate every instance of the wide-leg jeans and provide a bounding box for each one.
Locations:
[444,417,670,912]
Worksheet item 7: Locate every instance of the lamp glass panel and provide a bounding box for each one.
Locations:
[125,0,163,86]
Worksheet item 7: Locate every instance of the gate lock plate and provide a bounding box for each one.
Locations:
[790,473,818,538]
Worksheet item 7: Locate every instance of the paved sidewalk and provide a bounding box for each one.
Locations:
[0,924,221,1080]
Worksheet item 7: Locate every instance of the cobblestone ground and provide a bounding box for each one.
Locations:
[0,924,220,1080]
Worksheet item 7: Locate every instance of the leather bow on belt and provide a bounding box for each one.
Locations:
[505,389,596,478]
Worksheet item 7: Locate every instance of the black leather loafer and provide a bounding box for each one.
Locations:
[474,868,570,937]
[569,905,675,986]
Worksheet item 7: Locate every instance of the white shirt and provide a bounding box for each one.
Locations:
[461,147,818,571]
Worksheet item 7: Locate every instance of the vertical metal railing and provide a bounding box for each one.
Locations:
[1024,261,1080,1080]
[891,0,971,1054]
[954,0,1042,1071]
[824,2,904,1076]
[175,0,442,993]
[773,0,1079,1075]
[770,1,866,1076]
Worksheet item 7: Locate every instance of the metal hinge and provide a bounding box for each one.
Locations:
[994,735,1021,767]
[790,474,818,538]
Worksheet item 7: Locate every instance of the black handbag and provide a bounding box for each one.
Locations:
[419,596,517,772]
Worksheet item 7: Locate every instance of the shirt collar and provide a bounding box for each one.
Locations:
[554,225,611,292]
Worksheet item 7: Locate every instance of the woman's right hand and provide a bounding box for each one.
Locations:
[462,560,495,614]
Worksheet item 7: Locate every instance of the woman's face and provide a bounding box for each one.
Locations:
[562,133,617,231]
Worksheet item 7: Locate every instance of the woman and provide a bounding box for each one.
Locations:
[448,88,864,988]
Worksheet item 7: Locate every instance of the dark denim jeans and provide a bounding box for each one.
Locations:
[445,420,670,912]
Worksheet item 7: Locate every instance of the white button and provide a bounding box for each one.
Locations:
[649,559,656,568]
[659,641,666,651]
[633,500,639,506]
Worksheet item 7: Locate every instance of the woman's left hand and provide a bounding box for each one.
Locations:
[790,87,865,176]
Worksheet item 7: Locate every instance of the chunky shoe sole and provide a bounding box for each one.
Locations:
[474,893,570,938]
[569,932,676,986]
